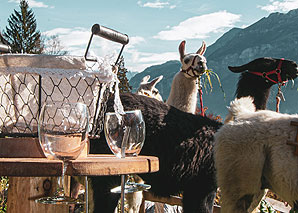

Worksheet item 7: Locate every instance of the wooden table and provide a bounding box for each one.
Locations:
[0,137,159,213]
[0,154,159,176]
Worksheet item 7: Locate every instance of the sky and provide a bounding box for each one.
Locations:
[1,0,298,73]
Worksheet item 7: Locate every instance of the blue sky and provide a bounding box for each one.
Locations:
[1,0,298,72]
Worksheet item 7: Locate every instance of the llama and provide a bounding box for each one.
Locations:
[129,41,206,212]
[214,96,298,213]
[225,57,298,123]
[126,74,163,212]
[89,58,298,213]
[136,75,163,101]
[166,40,207,114]
[91,93,222,213]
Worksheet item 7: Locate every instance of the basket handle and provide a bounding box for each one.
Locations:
[91,24,129,45]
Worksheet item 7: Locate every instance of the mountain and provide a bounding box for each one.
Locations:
[129,9,298,117]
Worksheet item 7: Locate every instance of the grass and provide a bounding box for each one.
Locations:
[0,177,8,213]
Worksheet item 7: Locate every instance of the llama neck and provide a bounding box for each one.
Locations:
[236,73,273,110]
[166,72,198,114]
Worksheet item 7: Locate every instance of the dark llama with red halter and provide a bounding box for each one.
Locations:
[89,57,298,213]
[228,57,298,111]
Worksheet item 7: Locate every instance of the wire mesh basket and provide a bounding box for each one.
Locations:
[0,24,129,139]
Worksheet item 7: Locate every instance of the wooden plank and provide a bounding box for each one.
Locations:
[0,137,89,158]
[0,137,45,158]
[143,191,182,206]
[140,192,221,212]
[0,138,79,213]
[7,177,69,213]
[68,155,159,176]
[290,121,298,126]
[0,158,63,176]
[0,155,159,176]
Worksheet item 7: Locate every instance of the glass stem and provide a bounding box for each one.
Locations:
[120,174,125,213]
[55,161,68,197]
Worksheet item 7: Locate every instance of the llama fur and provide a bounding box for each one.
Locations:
[166,40,207,114]
[214,97,298,213]
[90,93,222,213]
[88,58,298,213]
[125,74,163,213]
[225,57,298,123]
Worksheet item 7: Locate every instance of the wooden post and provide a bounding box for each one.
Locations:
[287,121,298,155]
[1,137,88,213]
[7,177,69,213]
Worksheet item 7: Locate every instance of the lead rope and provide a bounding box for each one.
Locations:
[276,83,285,113]
[197,77,204,116]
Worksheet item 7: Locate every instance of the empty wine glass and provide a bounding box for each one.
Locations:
[104,109,150,212]
[104,110,145,158]
[35,101,89,205]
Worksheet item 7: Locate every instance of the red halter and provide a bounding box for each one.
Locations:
[181,55,204,77]
[248,58,286,85]
[249,58,286,113]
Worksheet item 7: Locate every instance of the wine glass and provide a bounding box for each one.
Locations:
[35,101,89,205]
[104,110,151,211]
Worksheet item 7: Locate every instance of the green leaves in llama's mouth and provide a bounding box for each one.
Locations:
[199,69,226,99]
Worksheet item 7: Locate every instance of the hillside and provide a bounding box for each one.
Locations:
[129,9,298,117]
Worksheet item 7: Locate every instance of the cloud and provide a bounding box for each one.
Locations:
[43,28,154,72]
[258,0,298,13]
[8,0,51,8]
[43,27,177,72]
[137,1,176,9]
[126,50,179,72]
[154,10,241,40]
[43,27,92,56]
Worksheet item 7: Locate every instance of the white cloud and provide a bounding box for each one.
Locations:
[126,49,179,72]
[258,0,298,13]
[43,28,177,72]
[137,1,176,9]
[8,0,51,8]
[154,11,241,41]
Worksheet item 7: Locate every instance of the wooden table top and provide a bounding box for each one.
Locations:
[0,154,159,177]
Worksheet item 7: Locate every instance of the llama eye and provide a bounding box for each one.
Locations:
[144,92,150,97]
[184,58,190,64]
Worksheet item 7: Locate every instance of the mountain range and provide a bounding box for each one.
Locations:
[129,9,298,118]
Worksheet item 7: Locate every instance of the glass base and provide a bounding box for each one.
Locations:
[35,196,85,205]
[110,182,151,193]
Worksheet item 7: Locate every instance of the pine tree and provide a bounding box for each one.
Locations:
[117,56,132,93]
[3,0,43,53]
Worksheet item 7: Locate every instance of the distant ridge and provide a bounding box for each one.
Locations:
[130,9,298,117]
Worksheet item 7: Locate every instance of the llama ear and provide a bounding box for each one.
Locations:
[228,58,268,73]
[140,75,150,84]
[196,41,206,55]
[228,66,247,73]
[149,75,163,87]
[179,40,186,61]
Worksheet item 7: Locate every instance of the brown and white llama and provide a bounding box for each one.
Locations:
[166,40,207,114]
[136,75,163,101]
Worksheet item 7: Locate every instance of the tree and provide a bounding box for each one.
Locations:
[117,56,132,93]
[3,0,43,53]
[43,35,68,55]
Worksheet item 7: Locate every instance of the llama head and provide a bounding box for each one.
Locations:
[136,75,163,101]
[228,57,298,84]
[179,40,208,78]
